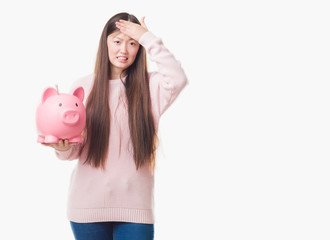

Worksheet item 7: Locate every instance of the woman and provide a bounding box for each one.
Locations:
[44,12,187,240]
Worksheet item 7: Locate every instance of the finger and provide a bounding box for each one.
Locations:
[116,23,127,31]
[118,21,134,29]
[117,20,130,27]
[41,143,56,149]
[140,16,147,29]
[64,139,69,146]
[116,25,129,35]
[115,22,128,32]
[115,21,122,27]
[69,142,78,146]
[58,139,64,148]
[115,21,122,30]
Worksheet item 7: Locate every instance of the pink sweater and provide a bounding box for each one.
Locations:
[55,31,188,224]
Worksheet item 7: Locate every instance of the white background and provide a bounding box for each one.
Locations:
[0,0,329,239]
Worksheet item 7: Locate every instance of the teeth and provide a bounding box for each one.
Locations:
[118,57,128,60]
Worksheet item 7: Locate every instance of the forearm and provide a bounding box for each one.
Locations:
[139,31,188,89]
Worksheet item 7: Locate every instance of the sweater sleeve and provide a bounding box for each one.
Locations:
[139,31,188,116]
[55,144,81,161]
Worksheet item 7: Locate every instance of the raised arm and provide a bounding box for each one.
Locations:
[116,17,188,116]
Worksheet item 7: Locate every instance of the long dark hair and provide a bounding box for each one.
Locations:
[80,12,157,171]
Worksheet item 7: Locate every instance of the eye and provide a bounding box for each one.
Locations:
[114,41,120,44]
[59,103,62,107]
[75,103,78,107]
[130,42,136,46]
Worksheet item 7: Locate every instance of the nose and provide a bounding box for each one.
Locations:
[120,44,128,54]
[61,109,80,125]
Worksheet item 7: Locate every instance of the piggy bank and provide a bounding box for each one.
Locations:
[36,86,86,143]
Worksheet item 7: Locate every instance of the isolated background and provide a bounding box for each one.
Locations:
[0,0,329,239]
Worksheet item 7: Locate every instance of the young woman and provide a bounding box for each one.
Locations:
[44,12,187,240]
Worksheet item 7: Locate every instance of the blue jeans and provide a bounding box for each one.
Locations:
[70,221,154,240]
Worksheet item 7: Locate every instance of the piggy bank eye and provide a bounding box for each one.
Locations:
[75,103,78,107]
[59,103,62,107]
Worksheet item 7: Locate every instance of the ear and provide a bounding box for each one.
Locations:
[72,86,85,102]
[42,87,58,103]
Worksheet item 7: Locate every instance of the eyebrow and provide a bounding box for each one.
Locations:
[114,36,136,41]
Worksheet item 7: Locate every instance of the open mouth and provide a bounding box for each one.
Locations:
[117,56,128,62]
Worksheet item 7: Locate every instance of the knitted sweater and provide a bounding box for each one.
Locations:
[55,31,188,224]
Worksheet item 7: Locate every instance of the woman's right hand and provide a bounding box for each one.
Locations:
[42,139,78,151]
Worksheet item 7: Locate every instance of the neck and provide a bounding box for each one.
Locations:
[110,68,126,80]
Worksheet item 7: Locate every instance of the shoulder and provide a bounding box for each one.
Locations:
[71,73,94,104]
[148,71,157,79]
[71,73,94,91]
[72,73,94,88]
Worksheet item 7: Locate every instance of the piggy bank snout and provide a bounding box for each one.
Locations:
[61,109,80,125]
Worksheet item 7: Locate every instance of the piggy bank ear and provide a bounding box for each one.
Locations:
[72,86,85,102]
[42,87,58,103]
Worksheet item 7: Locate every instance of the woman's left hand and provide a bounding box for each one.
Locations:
[115,16,148,41]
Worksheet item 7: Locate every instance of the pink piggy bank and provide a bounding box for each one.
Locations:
[36,86,86,143]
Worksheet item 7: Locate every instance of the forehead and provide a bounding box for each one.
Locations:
[108,31,136,41]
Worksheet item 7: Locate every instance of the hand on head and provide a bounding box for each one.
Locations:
[115,16,148,42]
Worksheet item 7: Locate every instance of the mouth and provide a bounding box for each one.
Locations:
[117,56,128,62]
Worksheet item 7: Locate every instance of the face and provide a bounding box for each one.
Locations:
[107,31,140,78]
